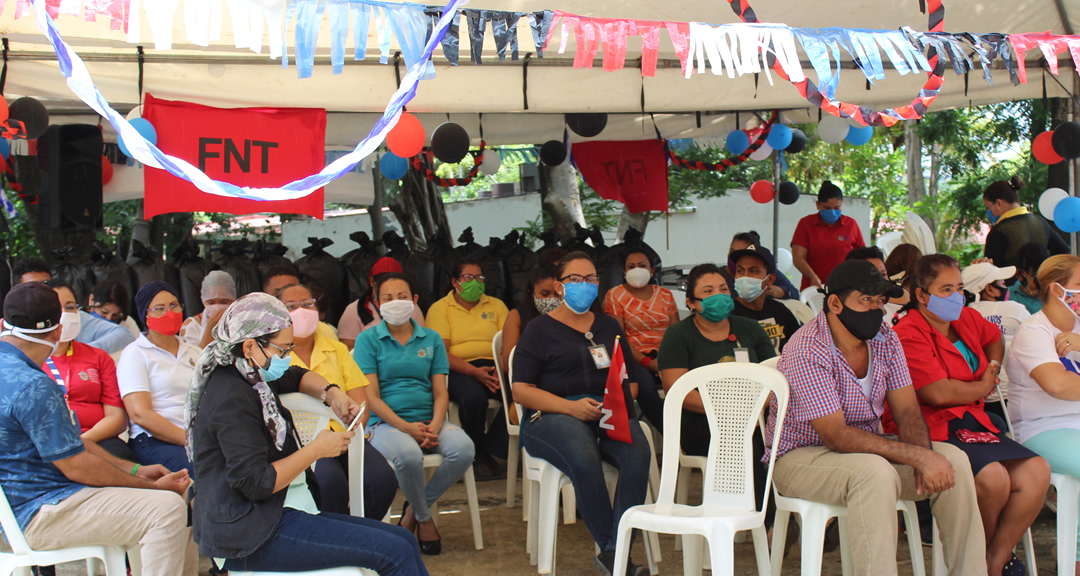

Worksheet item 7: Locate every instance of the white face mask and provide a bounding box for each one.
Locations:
[625,267,651,288]
[380,299,415,326]
[3,327,60,356]
[203,303,229,318]
[59,311,81,342]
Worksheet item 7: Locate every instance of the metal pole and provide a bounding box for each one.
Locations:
[772,150,781,251]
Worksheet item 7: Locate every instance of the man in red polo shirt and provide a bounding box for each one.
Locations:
[791,180,866,290]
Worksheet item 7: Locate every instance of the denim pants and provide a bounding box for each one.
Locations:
[314,440,400,519]
[130,434,195,479]
[221,509,428,576]
[521,413,650,551]
[367,422,475,522]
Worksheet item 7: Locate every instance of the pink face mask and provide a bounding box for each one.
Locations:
[290,307,319,338]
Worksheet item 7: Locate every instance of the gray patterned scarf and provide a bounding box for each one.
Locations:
[185,292,293,461]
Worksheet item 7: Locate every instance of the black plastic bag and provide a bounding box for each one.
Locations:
[215,239,261,299]
[499,230,538,309]
[172,239,213,317]
[420,227,459,310]
[127,240,177,294]
[340,232,383,303]
[294,237,348,326]
[467,237,511,305]
[455,227,483,258]
[51,246,95,304]
[251,239,294,278]
[383,231,440,314]
[89,241,138,312]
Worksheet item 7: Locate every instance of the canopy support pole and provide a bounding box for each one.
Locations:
[772,150,781,253]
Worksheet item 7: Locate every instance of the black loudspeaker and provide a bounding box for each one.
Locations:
[37,124,103,230]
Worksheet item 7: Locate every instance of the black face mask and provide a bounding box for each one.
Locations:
[837,305,885,341]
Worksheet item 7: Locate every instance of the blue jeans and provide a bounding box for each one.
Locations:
[314,441,399,519]
[129,434,195,479]
[221,509,428,576]
[367,422,475,522]
[521,413,650,551]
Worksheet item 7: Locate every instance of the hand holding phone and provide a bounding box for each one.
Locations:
[346,401,367,432]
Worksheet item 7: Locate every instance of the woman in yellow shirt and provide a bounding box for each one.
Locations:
[277,283,398,519]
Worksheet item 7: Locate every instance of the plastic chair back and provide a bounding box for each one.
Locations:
[0,483,31,554]
[492,331,516,429]
[779,298,815,324]
[657,363,789,514]
[280,393,365,518]
[508,345,523,424]
[801,287,824,315]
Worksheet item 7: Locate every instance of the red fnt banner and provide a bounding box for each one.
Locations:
[142,93,327,219]
[573,140,669,214]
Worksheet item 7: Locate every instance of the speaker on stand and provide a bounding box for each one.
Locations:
[36,123,104,233]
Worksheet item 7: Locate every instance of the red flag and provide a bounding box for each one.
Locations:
[572,140,669,213]
[600,336,634,444]
[142,93,326,219]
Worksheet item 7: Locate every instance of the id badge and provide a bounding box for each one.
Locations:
[589,344,611,369]
[734,347,751,363]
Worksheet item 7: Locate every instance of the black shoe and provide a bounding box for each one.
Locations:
[417,521,442,556]
[473,457,506,481]
[593,550,648,576]
[33,567,56,576]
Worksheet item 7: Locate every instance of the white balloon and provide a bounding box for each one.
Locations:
[749,142,773,161]
[1040,187,1070,220]
[126,105,142,121]
[777,247,794,274]
[818,115,851,144]
[479,148,502,176]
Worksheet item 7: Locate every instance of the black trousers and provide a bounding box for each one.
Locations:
[447,359,508,459]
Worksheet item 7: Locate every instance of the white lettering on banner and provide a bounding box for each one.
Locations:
[599,407,615,430]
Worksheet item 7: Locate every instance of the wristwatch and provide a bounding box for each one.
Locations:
[321,383,340,406]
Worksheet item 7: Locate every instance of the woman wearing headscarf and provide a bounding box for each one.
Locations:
[187,293,428,575]
[181,271,237,348]
[118,281,202,476]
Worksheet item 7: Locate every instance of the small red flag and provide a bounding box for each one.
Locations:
[600,336,634,444]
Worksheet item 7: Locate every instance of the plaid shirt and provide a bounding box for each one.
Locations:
[765,311,912,459]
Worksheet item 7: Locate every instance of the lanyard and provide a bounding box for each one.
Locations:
[44,356,68,400]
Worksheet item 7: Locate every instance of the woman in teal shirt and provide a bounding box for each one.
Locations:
[353,273,475,556]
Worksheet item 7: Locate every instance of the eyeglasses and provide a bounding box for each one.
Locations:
[61,304,79,313]
[458,274,486,282]
[259,340,295,359]
[560,274,600,285]
[282,298,318,312]
[146,302,183,317]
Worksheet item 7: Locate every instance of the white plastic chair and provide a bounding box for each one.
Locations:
[442,401,486,550]
[0,483,130,576]
[613,362,788,576]
[1051,472,1080,576]
[492,330,522,508]
[280,393,366,518]
[778,298,815,325]
[760,356,927,576]
[800,287,824,316]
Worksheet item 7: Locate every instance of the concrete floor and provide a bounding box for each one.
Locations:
[39,471,1065,576]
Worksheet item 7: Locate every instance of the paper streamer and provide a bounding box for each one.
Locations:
[31,0,467,201]
[685,23,806,85]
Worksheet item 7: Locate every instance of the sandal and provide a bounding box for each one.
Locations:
[1002,552,1027,576]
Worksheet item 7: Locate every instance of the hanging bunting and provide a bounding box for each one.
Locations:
[685,23,806,85]
[408,141,487,186]
[1010,33,1080,84]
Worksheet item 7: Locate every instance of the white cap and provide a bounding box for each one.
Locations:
[962,262,1016,294]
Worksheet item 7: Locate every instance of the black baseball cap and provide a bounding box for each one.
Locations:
[730,244,776,274]
[4,282,62,331]
[824,260,904,299]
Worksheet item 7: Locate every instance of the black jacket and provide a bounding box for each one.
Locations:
[191,364,320,558]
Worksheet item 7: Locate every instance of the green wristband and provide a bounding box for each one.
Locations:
[131,463,141,476]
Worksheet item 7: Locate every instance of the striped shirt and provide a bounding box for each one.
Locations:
[603,285,678,354]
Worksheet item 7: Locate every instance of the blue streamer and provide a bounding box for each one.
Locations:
[792,28,932,100]
[351,3,372,60]
[385,4,435,79]
[30,0,467,202]
[328,1,349,74]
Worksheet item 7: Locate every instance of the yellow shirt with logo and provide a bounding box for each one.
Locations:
[289,331,368,431]
[425,291,508,361]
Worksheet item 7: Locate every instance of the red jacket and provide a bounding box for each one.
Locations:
[883,306,1000,441]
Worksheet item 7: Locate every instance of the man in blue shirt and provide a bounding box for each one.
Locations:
[0,282,194,576]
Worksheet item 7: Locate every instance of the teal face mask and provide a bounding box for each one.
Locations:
[697,293,734,323]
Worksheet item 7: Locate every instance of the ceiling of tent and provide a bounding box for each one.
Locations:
[0,0,1075,142]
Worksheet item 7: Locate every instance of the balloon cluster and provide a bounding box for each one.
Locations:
[750,179,803,205]
[1038,187,1080,233]
[725,123,807,158]
[1034,122,1080,165]
[818,115,874,146]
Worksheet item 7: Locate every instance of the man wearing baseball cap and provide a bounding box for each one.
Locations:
[0,282,195,576]
[763,260,986,575]
[729,244,802,354]
[963,261,1031,338]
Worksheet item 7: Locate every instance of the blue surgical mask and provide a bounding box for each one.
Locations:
[562,282,598,315]
[734,276,767,301]
[819,209,842,225]
[926,291,965,323]
[986,208,1000,224]
[257,345,292,382]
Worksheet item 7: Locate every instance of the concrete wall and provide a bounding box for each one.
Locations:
[281,191,871,286]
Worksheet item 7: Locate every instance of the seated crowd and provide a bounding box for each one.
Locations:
[2,212,1078,576]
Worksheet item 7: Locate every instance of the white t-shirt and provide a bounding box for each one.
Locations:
[116,334,202,439]
[859,345,875,400]
[969,300,1031,338]
[1005,311,1080,443]
[884,303,904,326]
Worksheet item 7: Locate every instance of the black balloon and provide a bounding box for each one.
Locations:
[540,140,567,166]
[786,128,807,154]
[430,122,470,164]
[9,97,49,140]
[1053,122,1080,160]
[778,181,801,205]
[565,113,608,138]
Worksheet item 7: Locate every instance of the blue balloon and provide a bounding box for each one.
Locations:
[766,124,793,151]
[379,151,409,180]
[726,130,750,156]
[0,138,10,160]
[118,118,158,157]
[845,124,874,146]
[1054,196,1080,233]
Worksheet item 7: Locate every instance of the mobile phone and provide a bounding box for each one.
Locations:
[346,401,367,432]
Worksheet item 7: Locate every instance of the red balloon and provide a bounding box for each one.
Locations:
[1035,130,1063,165]
[386,113,425,158]
[101,155,113,185]
[750,180,774,204]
